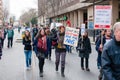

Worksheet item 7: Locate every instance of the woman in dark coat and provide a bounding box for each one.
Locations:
[78,31,91,71]
[34,28,47,77]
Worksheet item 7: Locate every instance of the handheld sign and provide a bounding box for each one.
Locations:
[81,24,85,35]
[64,27,79,47]
[94,5,112,29]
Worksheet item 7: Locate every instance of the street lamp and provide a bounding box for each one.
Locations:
[93,0,95,42]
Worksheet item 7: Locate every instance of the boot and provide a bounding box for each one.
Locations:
[61,67,65,77]
[40,72,43,77]
[56,64,59,71]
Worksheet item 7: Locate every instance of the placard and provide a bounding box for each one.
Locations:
[64,27,79,47]
[94,5,112,29]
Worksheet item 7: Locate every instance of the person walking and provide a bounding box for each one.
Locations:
[32,24,38,42]
[102,22,120,80]
[18,26,21,33]
[34,28,47,77]
[7,26,14,48]
[0,31,3,60]
[55,26,66,77]
[95,29,105,69]
[45,28,52,60]
[77,31,91,71]
[23,30,32,70]
[0,28,6,48]
[96,29,112,80]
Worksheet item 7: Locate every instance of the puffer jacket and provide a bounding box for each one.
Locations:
[102,37,120,80]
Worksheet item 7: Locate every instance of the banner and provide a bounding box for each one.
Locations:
[64,27,79,47]
[94,5,112,29]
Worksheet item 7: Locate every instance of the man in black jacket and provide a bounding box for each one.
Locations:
[102,22,120,80]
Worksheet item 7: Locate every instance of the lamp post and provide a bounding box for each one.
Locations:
[93,0,95,42]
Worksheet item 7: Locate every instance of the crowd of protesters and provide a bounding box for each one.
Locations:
[0,22,120,80]
[22,22,120,80]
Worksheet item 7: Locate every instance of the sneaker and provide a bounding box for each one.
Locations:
[40,73,43,77]
[26,67,31,71]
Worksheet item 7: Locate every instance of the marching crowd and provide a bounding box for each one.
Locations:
[0,22,120,80]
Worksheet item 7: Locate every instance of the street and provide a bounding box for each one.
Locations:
[0,29,99,80]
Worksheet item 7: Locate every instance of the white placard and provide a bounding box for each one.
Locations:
[64,27,79,47]
[94,5,112,29]
[81,24,85,35]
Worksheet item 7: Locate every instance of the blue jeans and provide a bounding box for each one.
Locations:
[24,50,32,67]
[97,51,102,67]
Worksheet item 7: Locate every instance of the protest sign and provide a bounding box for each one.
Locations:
[81,24,85,35]
[94,5,112,29]
[64,27,79,47]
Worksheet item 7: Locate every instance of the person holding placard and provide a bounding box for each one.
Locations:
[55,26,66,77]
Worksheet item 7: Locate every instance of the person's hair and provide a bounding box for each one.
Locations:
[46,29,50,35]
[35,28,46,39]
[59,26,65,30]
[113,22,120,32]
[24,30,31,41]
[85,30,88,37]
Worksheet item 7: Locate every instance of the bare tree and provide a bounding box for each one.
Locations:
[3,7,9,22]
[20,8,37,25]
[47,0,61,17]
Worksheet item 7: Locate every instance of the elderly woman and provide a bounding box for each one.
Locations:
[102,22,120,80]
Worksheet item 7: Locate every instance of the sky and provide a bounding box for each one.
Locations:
[9,0,37,20]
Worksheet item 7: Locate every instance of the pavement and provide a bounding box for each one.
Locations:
[0,28,99,80]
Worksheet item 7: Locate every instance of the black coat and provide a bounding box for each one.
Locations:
[23,37,32,50]
[102,38,120,80]
[78,37,91,58]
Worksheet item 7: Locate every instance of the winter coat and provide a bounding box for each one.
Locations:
[96,35,112,53]
[0,38,2,57]
[34,36,47,58]
[102,37,120,80]
[56,32,66,52]
[46,34,52,51]
[78,37,91,58]
[7,29,14,38]
[23,37,32,50]
[32,28,38,37]
[51,29,58,47]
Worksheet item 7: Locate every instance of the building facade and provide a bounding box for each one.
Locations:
[40,0,119,28]
[0,0,3,26]
[3,0,10,23]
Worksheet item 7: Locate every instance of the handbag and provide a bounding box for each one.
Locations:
[79,48,85,53]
